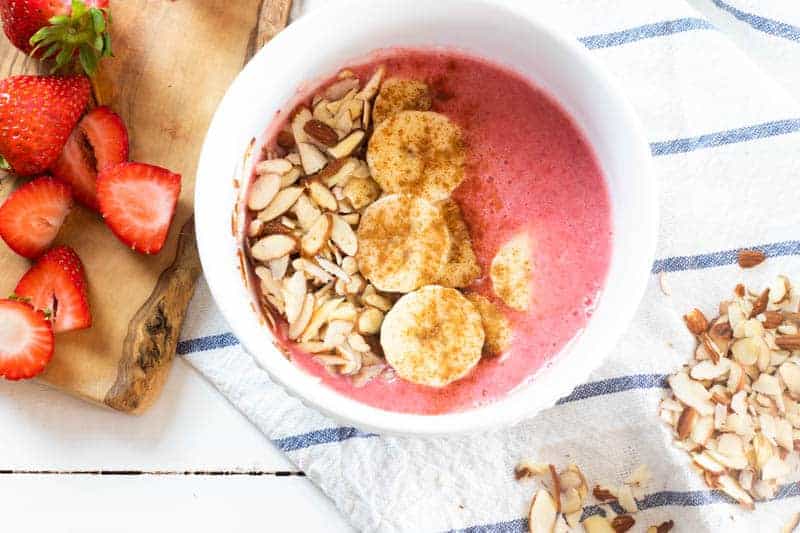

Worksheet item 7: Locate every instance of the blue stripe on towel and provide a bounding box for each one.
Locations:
[447,482,800,533]
[650,118,800,155]
[579,18,715,49]
[272,427,376,452]
[555,374,667,404]
[652,240,800,273]
[176,332,239,355]
[710,0,800,42]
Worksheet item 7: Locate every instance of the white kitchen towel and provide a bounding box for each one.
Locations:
[181,0,800,531]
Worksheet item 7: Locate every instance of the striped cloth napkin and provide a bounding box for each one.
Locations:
[180,0,800,530]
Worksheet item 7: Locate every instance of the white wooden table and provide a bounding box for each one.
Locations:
[0,358,353,532]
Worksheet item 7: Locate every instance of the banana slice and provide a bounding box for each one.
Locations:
[465,293,512,357]
[372,78,432,125]
[381,285,484,387]
[490,233,533,311]
[367,111,465,201]
[437,199,480,288]
[356,194,450,293]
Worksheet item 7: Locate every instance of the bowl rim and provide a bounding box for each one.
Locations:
[195,0,658,436]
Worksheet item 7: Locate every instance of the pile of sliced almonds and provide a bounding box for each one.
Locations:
[516,461,673,532]
[246,67,391,386]
[660,274,800,508]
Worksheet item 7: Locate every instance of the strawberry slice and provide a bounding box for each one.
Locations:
[0,176,73,259]
[0,299,54,380]
[51,106,129,210]
[15,246,91,333]
[97,162,182,255]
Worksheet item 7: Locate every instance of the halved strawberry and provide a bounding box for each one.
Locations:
[51,106,129,210]
[0,176,73,259]
[0,299,54,380]
[97,162,182,255]
[15,246,91,333]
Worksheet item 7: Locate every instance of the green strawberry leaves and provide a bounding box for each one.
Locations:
[28,0,113,77]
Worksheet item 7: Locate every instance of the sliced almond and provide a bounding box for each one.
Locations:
[292,193,322,230]
[301,297,344,342]
[327,130,365,159]
[330,301,358,322]
[582,515,615,533]
[323,319,354,348]
[761,456,790,480]
[316,256,350,282]
[738,249,766,269]
[357,65,384,101]
[330,214,358,256]
[611,515,635,533]
[301,214,332,257]
[256,158,293,175]
[776,335,800,350]
[769,275,790,304]
[304,119,339,146]
[293,257,333,284]
[279,167,301,188]
[527,489,557,533]
[616,485,638,513]
[753,373,783,396]
[308,180,338,211]
[692,451,726,474]
[560,488,582,514]
[258,186,304,222]
[779,362,800,396]
[716,474,754,509]
[514,460,550,480]
[684,308,709,335]
[691,415,714,445]
[690,358,731,381]
[321,158,357,188]
[363,291,392,312]
[251,234,297,262]
[282,271,307,324]
[290,107,313,145]
[289,293,315,340]
[324,77,359,101]
[677,407,699,439]
[669,372,715,416]
[357,307,384,335]
[248,173,282,211]
[731,336,767,366]
[347,332,371,353]
[269,255,289,281]
[727,361,746,393]
[298,142,328,175]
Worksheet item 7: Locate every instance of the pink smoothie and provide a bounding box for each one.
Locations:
[259,48,612,415]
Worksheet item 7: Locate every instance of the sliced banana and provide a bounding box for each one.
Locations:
[381,285,484,387]
[367,111,465,201]
[372,78,432,125]
[437,199,480,288]
[465,293,512,357]
[490,232,533,311]
[356,194,450,293]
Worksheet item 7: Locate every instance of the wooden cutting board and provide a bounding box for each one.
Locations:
[0,0,292,413]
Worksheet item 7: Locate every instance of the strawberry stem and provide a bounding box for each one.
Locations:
[28,1,112,77]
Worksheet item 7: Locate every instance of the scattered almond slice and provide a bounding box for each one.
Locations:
[582,515,616,533]
[258,186,304,222]
[328,130,365,159]
[527,489,557,533]
[251,234,297,262]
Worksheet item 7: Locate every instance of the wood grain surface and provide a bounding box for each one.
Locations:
[0,0,292,412]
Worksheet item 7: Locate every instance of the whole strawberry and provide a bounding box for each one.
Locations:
[0,74,90,175]
[0,0,111,75]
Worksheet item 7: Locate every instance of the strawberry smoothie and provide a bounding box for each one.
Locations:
[256,48,612,414]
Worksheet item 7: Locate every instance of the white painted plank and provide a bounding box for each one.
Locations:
[0,474,354,532]
[0,359,294,471]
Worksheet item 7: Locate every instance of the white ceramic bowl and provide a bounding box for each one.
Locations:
[195,0,658,436]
